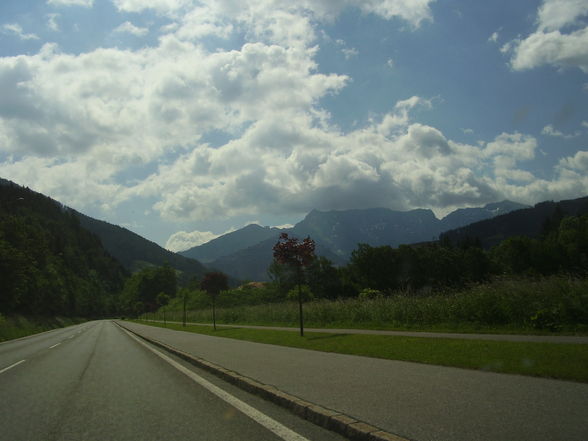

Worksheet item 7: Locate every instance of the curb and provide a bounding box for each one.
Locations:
[117,322,411,441]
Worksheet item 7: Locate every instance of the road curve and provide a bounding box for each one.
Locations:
[0,320,344,441]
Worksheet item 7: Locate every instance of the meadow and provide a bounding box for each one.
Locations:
[146,276,588,334]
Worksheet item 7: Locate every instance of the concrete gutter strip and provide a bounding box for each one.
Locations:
[117,322,412,441]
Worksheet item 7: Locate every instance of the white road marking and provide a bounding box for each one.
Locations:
[49,343,61,349]
[124,329,311,441]
[0,359,26,374]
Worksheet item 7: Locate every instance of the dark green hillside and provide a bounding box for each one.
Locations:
[75,211,207,284]
[0,180,126,316]
[441,196,588,248]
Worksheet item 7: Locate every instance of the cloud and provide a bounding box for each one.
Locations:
[165,230,221,251]
[112,0,191,14]
[2,0,585,227]
[536,0,588,31]
[114,21,149,36]
[47,0,94,6]
[509,28,588,72]
[488,31,499,43]
[541,124,579,138]
[47,14,60,32]
[558,150,588,171]
[505,0,588,72]
[342,47,359,60]
[1,23,39,40]
[113,0,435,47]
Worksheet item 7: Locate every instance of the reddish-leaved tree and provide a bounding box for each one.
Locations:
[273,233,316,336]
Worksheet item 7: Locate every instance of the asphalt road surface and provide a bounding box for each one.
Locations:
[0,321,346,441]
[121,321,588,441]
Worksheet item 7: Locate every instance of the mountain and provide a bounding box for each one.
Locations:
[440,196,588,248]
[201,201,527,281]
[75,212,207,284]
[439,200,529,232]
[290,208,441,258]
[0,180,127,316]
[180,224,281,263]
[208,235,346,282]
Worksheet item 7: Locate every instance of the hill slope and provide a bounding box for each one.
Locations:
[440,196,588,248]
[75,212,207,284]
[0,180,127,316]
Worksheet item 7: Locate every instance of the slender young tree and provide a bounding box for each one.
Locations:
[273,233,316,336]
[200,272,228,330]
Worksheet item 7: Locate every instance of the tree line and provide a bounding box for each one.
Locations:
[234,212,588,303]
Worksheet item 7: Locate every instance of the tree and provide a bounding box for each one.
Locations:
[305,256,342,299]
[200,272,229,330]
[273,233,316,336]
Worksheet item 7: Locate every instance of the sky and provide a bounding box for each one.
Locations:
[1,0,587,252]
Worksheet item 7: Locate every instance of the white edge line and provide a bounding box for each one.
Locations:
[0,359,26,374]
[122,329,310,441]
[49,343,61,349]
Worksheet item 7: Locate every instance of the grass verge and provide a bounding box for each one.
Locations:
[0,314,86,342]
[133,320,588,383]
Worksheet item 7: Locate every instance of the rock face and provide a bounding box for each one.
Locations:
[188,201,529,281]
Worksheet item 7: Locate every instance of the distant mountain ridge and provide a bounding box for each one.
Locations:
[183,200,529,281]
[180,224,281,263]
[441,196,588,248]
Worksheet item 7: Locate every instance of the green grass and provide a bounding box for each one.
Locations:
[152,276,588,335]
[0,314,86,342]
[134,320,588,383]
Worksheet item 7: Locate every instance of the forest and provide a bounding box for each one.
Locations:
[0,182,126,317]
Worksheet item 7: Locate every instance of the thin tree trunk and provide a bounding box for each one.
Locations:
[212,295,217,331]
[182,293,186,327]
[298,266,304,337]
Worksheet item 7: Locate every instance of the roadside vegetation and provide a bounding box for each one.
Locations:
[0,314,86,342]
[143,276,588,334]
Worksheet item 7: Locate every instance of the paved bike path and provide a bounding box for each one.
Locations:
[147,320,588,344]
[121,321,588,441]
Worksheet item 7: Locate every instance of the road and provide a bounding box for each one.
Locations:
[0,321,346,441]
[121,321,588,441]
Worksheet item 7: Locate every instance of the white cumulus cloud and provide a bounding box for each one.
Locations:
[47,0,94,7]
[114,21,149,36]
[165,230,221,252]
[1,23,39,40]
[505,0,588,72]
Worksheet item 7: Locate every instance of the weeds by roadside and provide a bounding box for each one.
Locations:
[145,276,588,334]
[0,315,87,342]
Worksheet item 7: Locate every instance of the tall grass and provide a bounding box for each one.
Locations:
[145,276,588,333]
[0,314,86,342]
